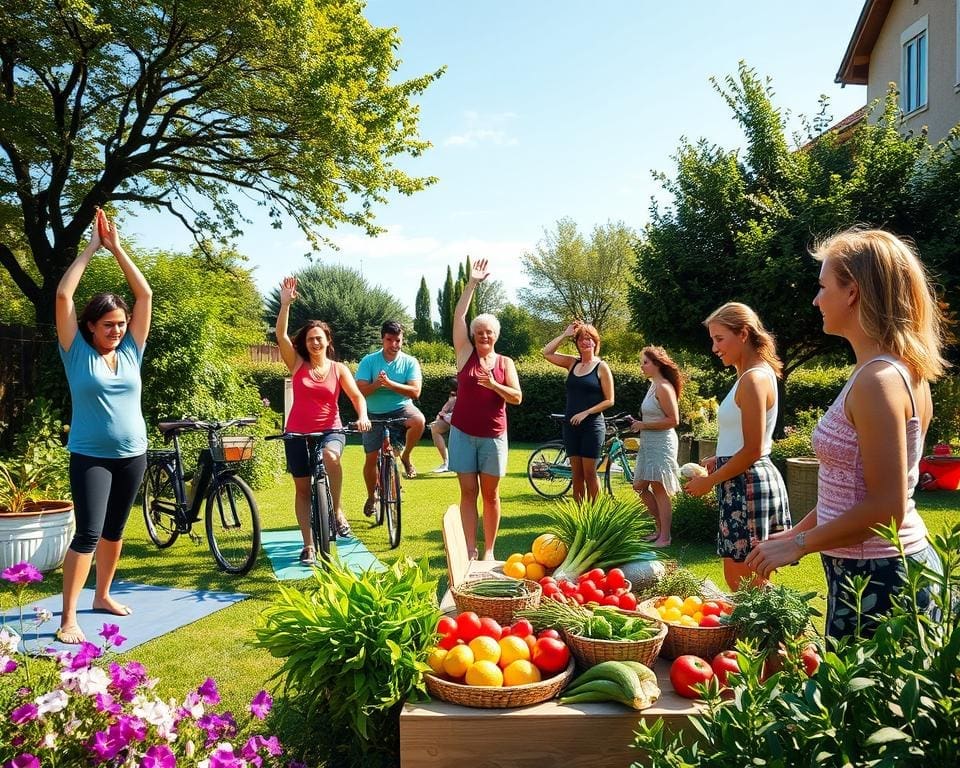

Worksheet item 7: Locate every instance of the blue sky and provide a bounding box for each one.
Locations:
[126,1,870,316]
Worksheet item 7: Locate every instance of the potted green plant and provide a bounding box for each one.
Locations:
[0,451,74,573]
[688,396,719,463]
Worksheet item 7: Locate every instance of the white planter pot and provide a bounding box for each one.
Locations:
[0,502,75,573]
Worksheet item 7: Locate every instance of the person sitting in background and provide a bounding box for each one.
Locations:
[429,379,458,473]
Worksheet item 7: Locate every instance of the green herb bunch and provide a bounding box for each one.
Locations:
[729,582,818,657]
[517,600,659,641]
[254,556,441,766]
[635,564,705,601]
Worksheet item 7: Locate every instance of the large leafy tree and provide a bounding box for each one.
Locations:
[518,218,636,332]
[263,262,408,362]
[0,0,441,328]
[630,63,960,380]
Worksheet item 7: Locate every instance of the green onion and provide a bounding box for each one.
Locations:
[546,495,656,583]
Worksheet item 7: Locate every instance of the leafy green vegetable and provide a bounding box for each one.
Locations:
[729,582,818,657]
[635,563,705,600]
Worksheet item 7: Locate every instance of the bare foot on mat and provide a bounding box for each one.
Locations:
[92,597,133,616]
[55,625,86,644]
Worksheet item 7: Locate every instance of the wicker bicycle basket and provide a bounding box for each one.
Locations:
[211,435,255,463]
[563,618,667,668]
[451,579,542,625]
[637,597,738,660]
[423,657,575,708]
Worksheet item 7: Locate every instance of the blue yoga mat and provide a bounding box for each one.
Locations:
[2,581,247,654]
[260,529,384,580]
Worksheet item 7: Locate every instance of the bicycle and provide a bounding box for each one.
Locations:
[368,416,407,549]
[141,417,261,575]
[265,426,358,564]
[526,413,637,499]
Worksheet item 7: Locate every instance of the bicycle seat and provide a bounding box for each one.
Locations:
[158,419,198,435]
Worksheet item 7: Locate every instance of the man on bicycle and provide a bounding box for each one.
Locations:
[356,321,426,516]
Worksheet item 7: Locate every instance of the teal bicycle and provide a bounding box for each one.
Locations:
[526,413,637,498]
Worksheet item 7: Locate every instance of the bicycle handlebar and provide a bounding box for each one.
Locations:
[157,416,258,436]
[368,417,409,426]
[265,424,362,441]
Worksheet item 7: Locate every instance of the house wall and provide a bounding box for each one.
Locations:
[865,0,959,142]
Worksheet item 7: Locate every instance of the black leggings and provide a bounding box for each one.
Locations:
[69,452,147,554]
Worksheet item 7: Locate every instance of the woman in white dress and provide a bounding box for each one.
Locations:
[630,346,682,546]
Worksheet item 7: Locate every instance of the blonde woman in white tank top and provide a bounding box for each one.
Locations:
[685,302,791,592]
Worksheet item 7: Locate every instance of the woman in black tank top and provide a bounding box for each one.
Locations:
[541,322,615,501]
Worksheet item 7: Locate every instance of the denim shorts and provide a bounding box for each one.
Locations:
[447,425,508,477]
[284,433,345,478]
[361,404,422,453]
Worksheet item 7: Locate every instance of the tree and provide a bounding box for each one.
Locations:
[263,263,408,362]
[0,0,442,329]
[494,304,538,359]
[518,218,636,332]
[438,266,454,343]
[630,63,960,382]
[475,279,507,315]
[413,276,433,341]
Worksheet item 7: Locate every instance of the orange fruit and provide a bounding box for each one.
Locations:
[427,647,447,674]
[442,644,474,678]
[498,635,531,667]
[468,636,501,665]
[524,562,546,581]
[465,660,504,687]
[502,659,542,686]
[506,552,525,565]
[502,560,526,579]
[531,534,567,568]
[522,552,538,565]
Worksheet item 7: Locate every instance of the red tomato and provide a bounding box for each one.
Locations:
[580,586,604,605]
[699,614,723,628]
[537,628,561,640]
[437,634,461,651]
[539,576,556,586]
[710,650,741,687]
[532,637,571,674]
[478,616,502,640]
[455,612,482,642]
[718,601,734,615]
[618,592,638,611]
[578,579,597,593]
[670,655,715,698]
[595,576,609,592]
[700,601,723,618]
[800,644,821,677]
[436,616,458,638]
[509,619,534,638]
[571,592,586,605]
[601,594,621,607]
[558,580,577,596]
[585,568,606,584]
[605,568,627,590]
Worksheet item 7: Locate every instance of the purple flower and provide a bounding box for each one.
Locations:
[141,744,176,768]
[10,703,38,725]
[4,754,40,768]
[197,677,220,705]
[94,693,121,715]
[207,745,245,768]
[97,623,126,648]
[109,662,143,702]
[249,690,272,720]
[241,734,282,760]
[197,712,237,746]
[1,657,18,674]
[88,717,146,762]
[1,563,42,585]
[67,642,102,671]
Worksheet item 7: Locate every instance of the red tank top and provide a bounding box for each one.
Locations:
[286,361,343,432]
[451,350,509,438]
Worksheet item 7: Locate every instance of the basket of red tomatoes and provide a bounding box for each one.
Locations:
[537,567,639,612]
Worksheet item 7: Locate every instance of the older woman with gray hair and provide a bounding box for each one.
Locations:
[448,259,522,560]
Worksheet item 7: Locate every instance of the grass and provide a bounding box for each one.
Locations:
[7,440,960,723]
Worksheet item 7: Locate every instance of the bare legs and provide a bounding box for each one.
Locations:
[400,411,426,475]
[570,456,600,503]
[323,446,348,529]
[457,471,502,560]
[431,423,449,466]
[59,537,128,644]
[634,480,672,545]
[723,558,768,593]
[292,476,313,549]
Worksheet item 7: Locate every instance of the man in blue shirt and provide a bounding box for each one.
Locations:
[356,321,425,516]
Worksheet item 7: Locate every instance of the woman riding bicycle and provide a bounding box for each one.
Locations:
[276,276,371,565]
[541,321,614,502]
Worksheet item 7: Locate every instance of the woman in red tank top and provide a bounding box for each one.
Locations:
[276,277,371,564]
[448,259,522,561]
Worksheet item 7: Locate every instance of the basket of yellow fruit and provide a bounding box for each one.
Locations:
[637,594,738,660]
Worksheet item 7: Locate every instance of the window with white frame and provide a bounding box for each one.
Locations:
[900,16,928,113]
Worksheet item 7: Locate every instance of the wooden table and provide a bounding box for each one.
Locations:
[400,657,701,768]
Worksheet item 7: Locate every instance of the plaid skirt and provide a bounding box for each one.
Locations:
[715,455,791,562]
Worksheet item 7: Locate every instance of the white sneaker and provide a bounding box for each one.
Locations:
[431,464,449,473]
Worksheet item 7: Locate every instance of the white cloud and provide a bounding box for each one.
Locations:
[443,111,520,148]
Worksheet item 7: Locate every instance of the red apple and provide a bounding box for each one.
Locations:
[670,655,715,698]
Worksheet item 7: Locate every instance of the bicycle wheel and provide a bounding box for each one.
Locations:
[142,462,179,548]
[383,456,402,549]
[205,474,260,575]
[527,442,573,498]
[312,475,332,561]
[373,454,386,526]
[604,439,637,500]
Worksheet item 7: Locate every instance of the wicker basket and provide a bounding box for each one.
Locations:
[637,597,738,660]
[424,657,575,708]
[451,579,542,625]
[212,435,255,462]
[563,619,667,668]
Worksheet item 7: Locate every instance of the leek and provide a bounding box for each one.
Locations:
[547,495,656,583]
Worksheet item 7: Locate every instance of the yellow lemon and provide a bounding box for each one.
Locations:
[498,635,531,668]
[531,534,568,568]
[427,647,447,674]
[692,611,704,624]
[681,596,703,616]
[524,562,546,581]
[468,636,501,665]
[465,659,504,687]
[442,644,475,678]
[502,659,542,686]
[679,615,699,627]
[522,552,538,565]
[502,560,526,579]
[663,595,684,610]
[506,552,525,565]
[662,606,683,624]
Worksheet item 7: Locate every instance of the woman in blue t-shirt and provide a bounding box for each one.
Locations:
[54,208,153,644]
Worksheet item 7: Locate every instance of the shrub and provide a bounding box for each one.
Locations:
[770,407,824,468]
[929,373,960,446]
[670,491,717,545]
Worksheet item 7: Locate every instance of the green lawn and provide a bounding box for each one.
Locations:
[10,440,960,722]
